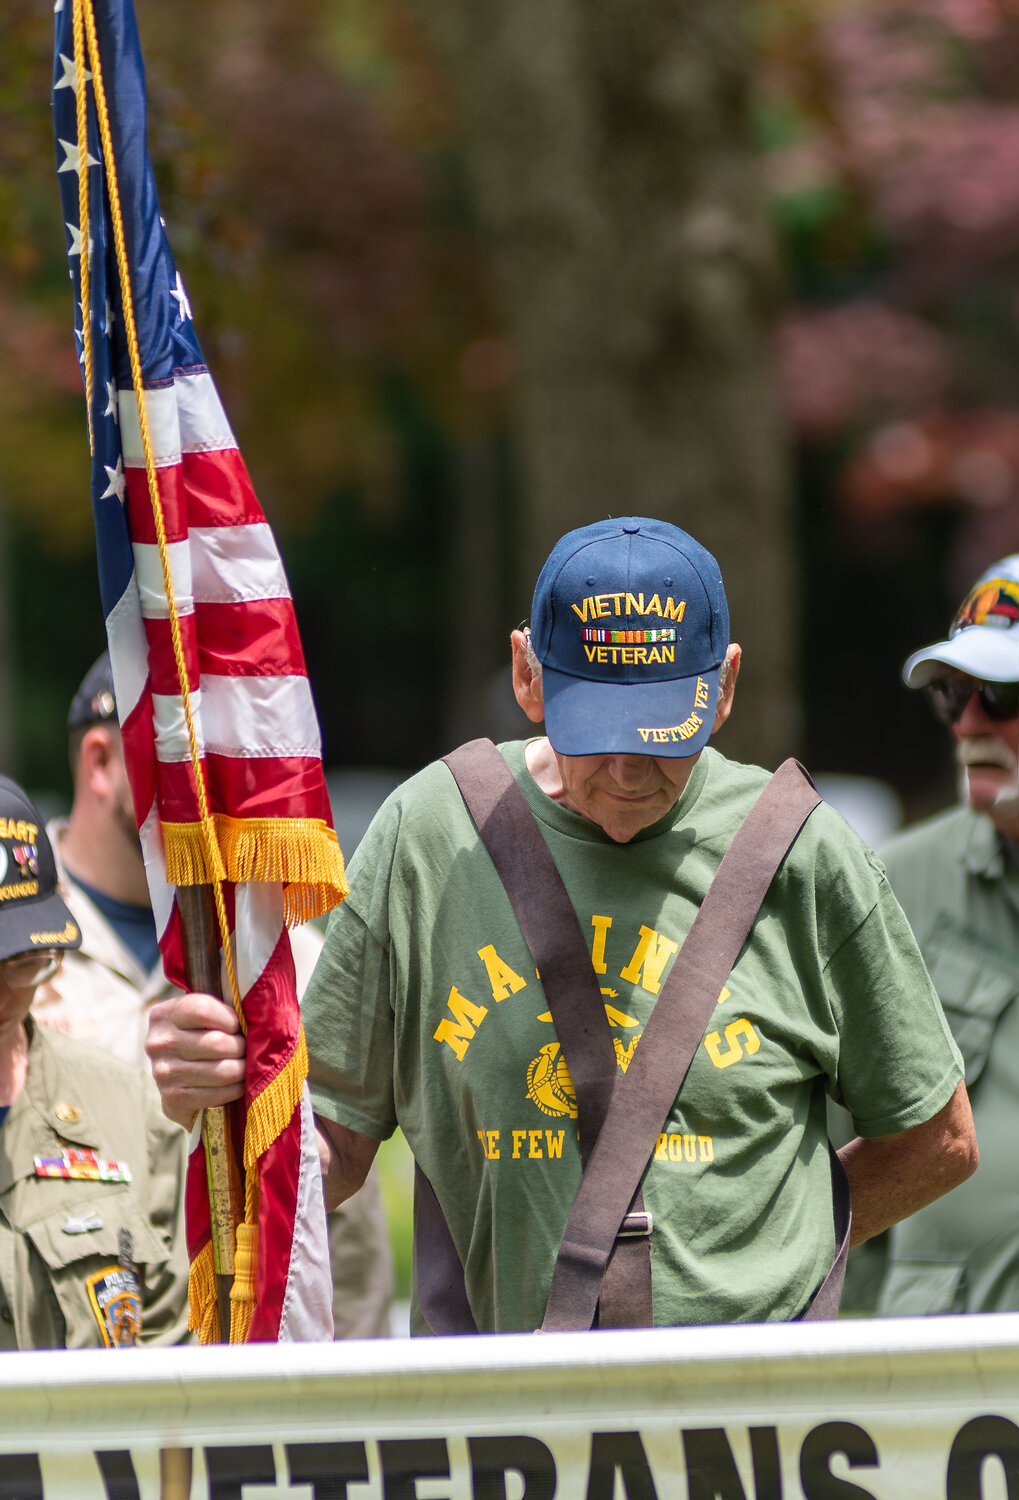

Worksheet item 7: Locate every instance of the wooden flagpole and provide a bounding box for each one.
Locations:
[176,885,244,1341]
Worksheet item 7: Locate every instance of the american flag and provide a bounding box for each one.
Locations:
[52,0,343,1341]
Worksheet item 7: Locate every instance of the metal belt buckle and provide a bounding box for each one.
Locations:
[617,1210,653,1239]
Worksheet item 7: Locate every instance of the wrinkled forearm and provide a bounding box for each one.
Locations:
[315,1116,380,1212]
[839,1079,978,1246]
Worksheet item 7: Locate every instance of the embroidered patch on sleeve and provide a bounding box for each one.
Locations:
[85,1264,142,1347]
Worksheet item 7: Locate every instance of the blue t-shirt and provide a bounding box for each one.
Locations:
[67,874,160,973]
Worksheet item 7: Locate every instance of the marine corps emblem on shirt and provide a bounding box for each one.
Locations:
[85,1264,141,1347]
[525,1001,642,1118]
[526,1041,577,1118]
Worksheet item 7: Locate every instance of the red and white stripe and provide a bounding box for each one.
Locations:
[111,370,333,1342]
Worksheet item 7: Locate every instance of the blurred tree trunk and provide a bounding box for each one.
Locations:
[415,0,796,766]
[0,491,16,777]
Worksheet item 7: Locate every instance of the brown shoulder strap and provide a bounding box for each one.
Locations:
[415,737,622,1333]
[541,757,824,1331]
[421,740,845,1335]
[442,739,618,1165]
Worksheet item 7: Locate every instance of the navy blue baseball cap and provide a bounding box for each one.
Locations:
[68,651,117,731]
[530,517,730,757]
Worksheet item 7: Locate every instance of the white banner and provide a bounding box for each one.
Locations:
[3,1315,1019,1498]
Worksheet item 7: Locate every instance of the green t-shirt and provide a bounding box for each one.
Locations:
[304,742,963,1332]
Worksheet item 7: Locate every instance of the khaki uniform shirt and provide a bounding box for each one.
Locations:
[873,805,1019,1314]
[32,821,393,1338]
[0,1021,189,1348]
[32,820,174,1068]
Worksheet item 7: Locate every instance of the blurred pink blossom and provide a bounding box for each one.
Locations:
[778,303,953,437]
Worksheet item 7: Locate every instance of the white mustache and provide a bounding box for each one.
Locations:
[956,736,1018,772]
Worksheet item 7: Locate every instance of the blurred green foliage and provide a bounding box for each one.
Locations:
[0,0,509,792]
[376,1129,414,1301]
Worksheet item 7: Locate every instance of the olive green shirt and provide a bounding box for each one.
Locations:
[0,1021,189,1348]
[306,742,963,1332]
[871,805,1019,1315]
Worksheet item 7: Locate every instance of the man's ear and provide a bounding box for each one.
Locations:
[511,629,546,725]
[712,644,741,732]
[77,724,118,796]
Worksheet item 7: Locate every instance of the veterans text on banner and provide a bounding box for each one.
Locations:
[52,0,346,1343]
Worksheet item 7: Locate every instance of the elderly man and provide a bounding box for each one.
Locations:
[33,652,393,1340]
[149,517,976,1333]
[866,556,1019,1316]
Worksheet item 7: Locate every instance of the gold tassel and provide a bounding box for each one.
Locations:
[188,1240,220,1345]
[162,817,347,923]
[230,1179,259,1343]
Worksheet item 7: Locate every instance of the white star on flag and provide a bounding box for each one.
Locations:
[57,137,99,176]
[104,299,115,334]
[100,457,126,502]
[65,221,93,261]
[104,380,119,422]
[170,271,193,323]
[54,53,90,93]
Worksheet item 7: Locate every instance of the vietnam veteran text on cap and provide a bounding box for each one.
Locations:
[529,517,730,757]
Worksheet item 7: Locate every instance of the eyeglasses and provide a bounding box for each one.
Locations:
[924,676,1019,726]
[0,951,62,989]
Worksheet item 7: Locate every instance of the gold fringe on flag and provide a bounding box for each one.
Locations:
[218,1031,310,1343]
[187,1239,220,1344]
[162,818,347,925]
[244,1027,310,1170]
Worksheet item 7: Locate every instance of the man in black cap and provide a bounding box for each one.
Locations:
[147,518,977,1333]
[0,772,188,1347]
[34,651,165,1064]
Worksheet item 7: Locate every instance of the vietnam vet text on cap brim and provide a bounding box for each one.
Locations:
[530,517,729,758]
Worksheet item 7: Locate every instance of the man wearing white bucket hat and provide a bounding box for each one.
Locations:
[873,556,1019,1315]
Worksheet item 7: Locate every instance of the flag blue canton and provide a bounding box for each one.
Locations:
[52,0,204,620]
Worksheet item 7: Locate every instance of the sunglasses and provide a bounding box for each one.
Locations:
[924,676,1019,726]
